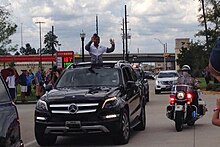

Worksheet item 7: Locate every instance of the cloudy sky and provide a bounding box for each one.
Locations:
[2,0,203,55]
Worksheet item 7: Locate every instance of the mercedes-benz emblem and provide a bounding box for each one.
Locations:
[68,103,78,114]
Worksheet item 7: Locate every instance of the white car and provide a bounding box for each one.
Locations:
[155,70,179,94]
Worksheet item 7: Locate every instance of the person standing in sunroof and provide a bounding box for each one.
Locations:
[85,33,115,66]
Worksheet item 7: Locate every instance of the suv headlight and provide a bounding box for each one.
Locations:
[102,97,119,109]
[156,80,161,85]
[36,99,48,111]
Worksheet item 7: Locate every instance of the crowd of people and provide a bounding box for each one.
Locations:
[2,65,62,103]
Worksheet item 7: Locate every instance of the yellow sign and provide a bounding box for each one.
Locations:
[75,54,81,58]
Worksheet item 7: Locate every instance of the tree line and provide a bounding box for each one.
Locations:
[177,0,220,76]
[1,0,220,76]
[0,6,59,56]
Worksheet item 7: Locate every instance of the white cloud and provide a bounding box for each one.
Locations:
[2,0,202,54]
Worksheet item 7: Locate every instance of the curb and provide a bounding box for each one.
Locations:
[15,101,37,105]
[202,91,220,95]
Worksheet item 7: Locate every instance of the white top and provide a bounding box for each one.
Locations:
[89,44,107,55]
[89,44,107,64]
[6,75,16,88]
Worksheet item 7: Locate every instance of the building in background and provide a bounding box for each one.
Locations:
[175,38,190,70]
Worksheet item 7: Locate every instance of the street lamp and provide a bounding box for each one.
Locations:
[80,30,86,62]
[58,43,61,51]
[154,38,167,70]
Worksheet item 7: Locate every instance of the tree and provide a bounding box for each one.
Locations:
[196,0,220,54]
[0,6,17,55]
[20,43,36,55]
[177,41,207,77]
[43,30,58,54]
[177,0,220,76]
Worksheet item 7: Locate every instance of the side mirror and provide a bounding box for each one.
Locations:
[45,84,53,92]
[126,81,135,88]
[143,79,148,83]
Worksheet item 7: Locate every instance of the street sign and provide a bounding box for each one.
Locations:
[56,51,74,68]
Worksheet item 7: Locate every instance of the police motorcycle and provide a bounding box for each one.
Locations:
[166,84,207,132]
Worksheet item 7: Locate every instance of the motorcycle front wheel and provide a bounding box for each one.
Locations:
[175,111,184,132]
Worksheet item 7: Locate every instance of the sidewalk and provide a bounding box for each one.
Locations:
[15,100,37,104]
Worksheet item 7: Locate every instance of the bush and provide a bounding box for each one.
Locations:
[206,83,220,91]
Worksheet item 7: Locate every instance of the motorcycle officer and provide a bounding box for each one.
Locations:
[177,65,200,112]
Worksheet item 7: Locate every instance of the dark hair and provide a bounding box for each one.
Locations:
[93,33,100,39]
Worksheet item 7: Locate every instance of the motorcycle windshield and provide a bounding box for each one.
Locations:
[176,86,187,92]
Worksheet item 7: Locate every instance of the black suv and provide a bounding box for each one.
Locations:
[34,61,146,146]
[132,65,149,104]
[0,74,23,147]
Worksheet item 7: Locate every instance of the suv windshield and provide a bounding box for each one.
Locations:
[56,68,120,88]
[158,72,178,78]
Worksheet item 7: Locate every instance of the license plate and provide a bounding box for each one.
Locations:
[66,121,81,129]
[175,105,184,111]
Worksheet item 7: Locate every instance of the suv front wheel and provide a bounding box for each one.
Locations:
[35,123,57,146]
[113,109,130,145]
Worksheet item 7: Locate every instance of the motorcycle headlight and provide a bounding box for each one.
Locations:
[176,92,185,100]
[102,97,119,109]
[36,99,48,111]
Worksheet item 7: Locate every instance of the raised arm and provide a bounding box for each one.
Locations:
[212,98,220,126]
[106,39,115,53]
[85,40,93,52]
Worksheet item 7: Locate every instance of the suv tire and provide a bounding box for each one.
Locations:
[35,124,57,146]
[155,89,160,94]
[113,109,130,145]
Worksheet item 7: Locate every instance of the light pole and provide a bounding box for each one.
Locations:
[154,38,167,70]
[80,30,86,62]
[35,21,45,67]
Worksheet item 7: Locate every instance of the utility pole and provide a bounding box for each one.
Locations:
[121,18,125,60]
[51,26,55,67]
[201,0,209,50]
[125,5,129,62]
[20,23,23,48]
[96,15,99,35]
[35,21,45,67]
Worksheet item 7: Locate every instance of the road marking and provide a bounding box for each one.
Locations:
[25,140,36,147]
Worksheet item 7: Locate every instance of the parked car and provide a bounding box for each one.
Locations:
[144,71,155,80]
[155,70,179,94]
[0,74,24,147]
[35,61,146,146]
[132,66,150,104]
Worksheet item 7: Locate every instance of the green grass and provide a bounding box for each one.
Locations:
[197,77,214,91]
[16,85,37,101]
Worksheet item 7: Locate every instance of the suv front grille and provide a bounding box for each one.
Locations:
[161,81,173,85]
[49,103,99,114]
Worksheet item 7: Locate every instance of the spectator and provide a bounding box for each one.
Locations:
[19,70,27,103]
[26,70,34,98]
[5,70,16,101]
[85,33,115,66]
[50,66,61,86]
[35,67,43,100]
[203,66,211,85]
[209,37,220,126]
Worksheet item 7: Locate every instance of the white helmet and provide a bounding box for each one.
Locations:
[181,65,191,71]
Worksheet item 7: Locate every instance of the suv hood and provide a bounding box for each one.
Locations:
[44,87,120,102]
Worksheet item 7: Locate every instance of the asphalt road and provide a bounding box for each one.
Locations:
[17,80,220,147]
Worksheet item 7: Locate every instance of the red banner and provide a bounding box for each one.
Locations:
[0,55,56,62]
